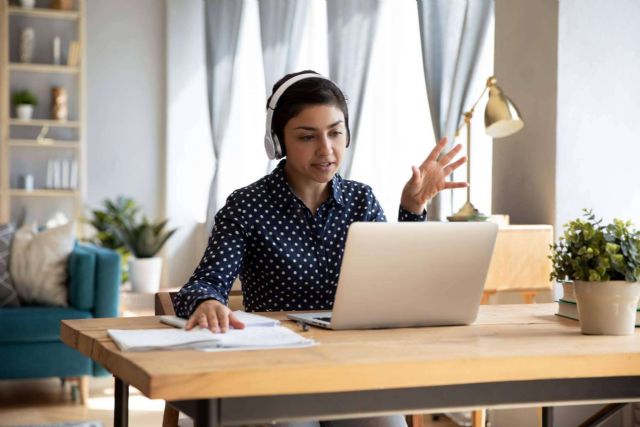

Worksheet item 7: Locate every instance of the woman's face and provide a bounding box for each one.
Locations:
[282,104,348,186]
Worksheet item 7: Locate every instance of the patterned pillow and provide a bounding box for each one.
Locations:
[11,222,75,307]
[0,223,19,307]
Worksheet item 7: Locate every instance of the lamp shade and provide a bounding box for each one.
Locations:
[484,83,524,138]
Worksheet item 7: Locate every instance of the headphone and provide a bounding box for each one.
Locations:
[264,73,350,160]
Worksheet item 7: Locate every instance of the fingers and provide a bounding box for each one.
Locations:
[218,307,230,333]
[425,137,448,163]
[229,312,246,330]
[185,315,197,331]
[439,144,463,166]
[443,156,467,175]
[206,311,219,333]
[443,181,469,189]
[410,166,420,184]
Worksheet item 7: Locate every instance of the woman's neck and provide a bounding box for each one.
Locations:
[283,164,331,215]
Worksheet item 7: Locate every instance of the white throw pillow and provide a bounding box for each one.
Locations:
[10,222,75,307]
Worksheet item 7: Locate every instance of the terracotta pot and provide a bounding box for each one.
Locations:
[574,280,640,335]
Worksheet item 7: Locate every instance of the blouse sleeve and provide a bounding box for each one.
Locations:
[173,192,248,318]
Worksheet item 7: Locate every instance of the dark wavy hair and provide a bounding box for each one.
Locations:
[266,70,350,156]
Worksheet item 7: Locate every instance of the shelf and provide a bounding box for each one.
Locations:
[9,139,79,149]
[9,119,80,128]
[7,6,79,20]
[9,189,79,198]
[9,63,79,74]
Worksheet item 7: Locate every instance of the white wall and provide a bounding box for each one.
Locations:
[86,0,165,219]
[556,0,640,228]
[165,0,214,288]
[493,0,557,227]
[492,1,640,425]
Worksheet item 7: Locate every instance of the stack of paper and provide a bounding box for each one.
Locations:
[107,311,314,352]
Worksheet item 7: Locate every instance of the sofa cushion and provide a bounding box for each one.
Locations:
[0,223,19,307]
[11,222,75,307]
[0,306,91,344]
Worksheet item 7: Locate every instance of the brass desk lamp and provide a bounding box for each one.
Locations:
[447,76,524,222]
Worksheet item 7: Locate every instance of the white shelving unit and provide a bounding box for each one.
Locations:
[0,0,86,224]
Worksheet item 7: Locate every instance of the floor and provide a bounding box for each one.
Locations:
[0,374,459,427]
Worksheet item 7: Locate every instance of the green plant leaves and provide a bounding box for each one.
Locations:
[549,209,640,283]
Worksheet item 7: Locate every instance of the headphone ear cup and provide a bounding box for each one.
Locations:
[264,133,276,160]
[273,134,284,159]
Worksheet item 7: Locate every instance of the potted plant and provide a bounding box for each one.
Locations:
[550,209,640,335]
[84,196,139,284]
[12,90,38,121]
[113,216,177,294]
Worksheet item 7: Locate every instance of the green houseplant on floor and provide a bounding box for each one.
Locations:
[85,196,139,284]
[550,209,640,335]
[112,216,177,293]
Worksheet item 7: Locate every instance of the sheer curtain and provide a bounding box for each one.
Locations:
[326,0,382,179]
[416,0,494,220]
[349,0,433,219]
[258,0,312,172]
[204,0,244,232]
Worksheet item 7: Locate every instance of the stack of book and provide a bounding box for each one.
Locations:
[556,282,640,326]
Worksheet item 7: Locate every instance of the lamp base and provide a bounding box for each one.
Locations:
[447,201,489,222]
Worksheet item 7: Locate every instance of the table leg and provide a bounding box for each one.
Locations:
[194,399,219,427]
[541,407,553,427]
[114,376,129,427]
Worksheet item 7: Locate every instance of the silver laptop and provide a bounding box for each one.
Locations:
[287,222,498,330]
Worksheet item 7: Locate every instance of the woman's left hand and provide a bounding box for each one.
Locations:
[400,137,468,214]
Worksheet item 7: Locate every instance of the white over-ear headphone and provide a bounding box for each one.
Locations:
[264,72,331,160]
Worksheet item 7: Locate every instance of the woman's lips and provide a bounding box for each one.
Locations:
[312,162,334,171]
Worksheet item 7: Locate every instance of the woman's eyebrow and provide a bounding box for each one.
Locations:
[294,120,344,131]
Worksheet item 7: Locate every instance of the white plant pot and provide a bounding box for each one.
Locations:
[129,257,163,294]
[574,280,640,335]
[20,0,35,8]
[16,104,33,120]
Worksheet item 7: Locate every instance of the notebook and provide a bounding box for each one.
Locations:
[108,311,314,352]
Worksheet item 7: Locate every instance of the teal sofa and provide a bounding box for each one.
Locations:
[0,243,120,381]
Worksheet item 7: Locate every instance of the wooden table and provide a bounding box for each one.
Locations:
[60,304,640,427]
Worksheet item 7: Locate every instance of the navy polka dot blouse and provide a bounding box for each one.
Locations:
[174,159,426,317]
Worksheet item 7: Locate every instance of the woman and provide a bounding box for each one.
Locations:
[174,70,467,332]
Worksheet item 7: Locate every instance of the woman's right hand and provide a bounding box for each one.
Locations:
[185,299,245,333]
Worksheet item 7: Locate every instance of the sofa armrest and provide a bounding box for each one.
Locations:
[87,245,121,318]
[69,243,121,318]
[68,244,97,310]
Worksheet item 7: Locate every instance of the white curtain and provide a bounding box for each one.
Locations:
[258,0,311,172]
[204,0,244,232]
[327,0,382,179]
[416,0,493,220]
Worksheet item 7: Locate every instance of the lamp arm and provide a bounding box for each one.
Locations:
[455,83,491,136]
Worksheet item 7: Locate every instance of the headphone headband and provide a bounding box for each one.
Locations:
[267,73,328,110]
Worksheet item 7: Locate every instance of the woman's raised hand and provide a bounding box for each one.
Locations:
[400,137,468,214]
[185,299,245,333]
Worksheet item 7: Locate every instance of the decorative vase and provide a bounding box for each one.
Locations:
[574,280,640,335]
[51,0,74,10]
[51,87,68,121]
[129,257,163,294]
[19,27,35,63]
[16,104,34,120]
[19,0,35,9]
